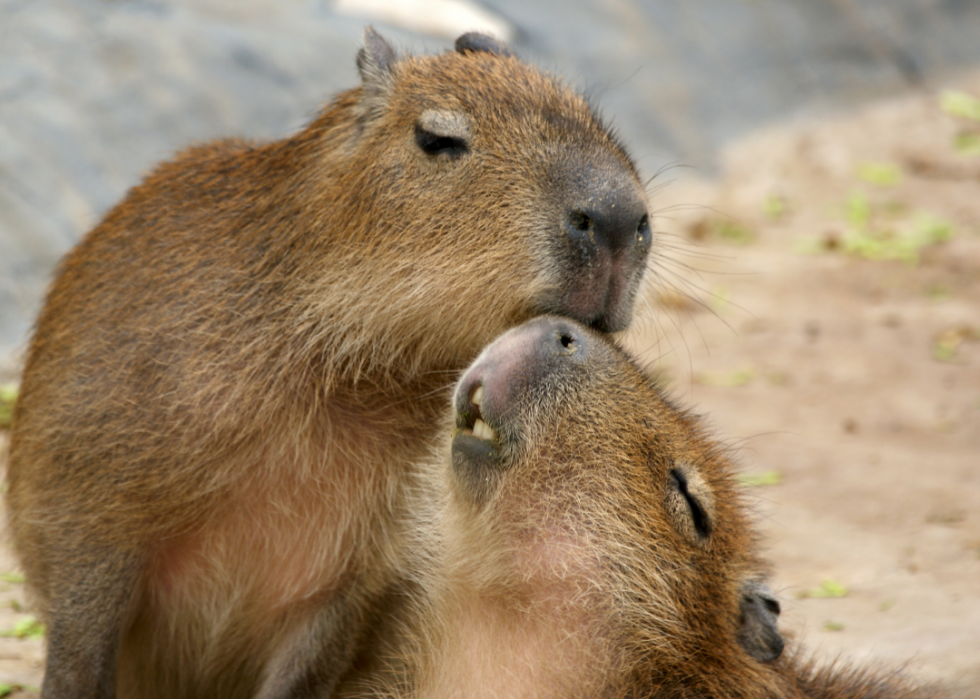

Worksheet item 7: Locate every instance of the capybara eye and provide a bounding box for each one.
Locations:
[666,466,713,543]
[415,109,472,158]
[415,126,468,157]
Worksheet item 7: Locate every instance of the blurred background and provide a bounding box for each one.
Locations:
[1,0,979,694]
[3,0,980,372]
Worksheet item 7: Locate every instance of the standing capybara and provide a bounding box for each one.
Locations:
[337,316,950,699]
[4,29,652,699]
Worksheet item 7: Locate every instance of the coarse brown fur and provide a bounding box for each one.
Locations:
[337,317,951,699]
[5,31,652,699]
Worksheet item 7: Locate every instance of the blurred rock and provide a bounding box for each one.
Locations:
[333,0,515,42]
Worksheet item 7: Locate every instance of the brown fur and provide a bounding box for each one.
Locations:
[5,30,652,698]
[338,317,951,699]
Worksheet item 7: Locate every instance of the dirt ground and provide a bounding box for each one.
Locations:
[624,72,980,694]
[0,76,978,695]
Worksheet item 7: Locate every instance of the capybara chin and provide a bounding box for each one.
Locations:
[4,28,652,699]
[337,316,950,699]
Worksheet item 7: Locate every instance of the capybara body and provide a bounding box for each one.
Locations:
[338,317,950,699]
[5,31,652,698]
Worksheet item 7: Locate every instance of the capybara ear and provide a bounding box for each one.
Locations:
[357,26,397,117]
[455,32,514,58]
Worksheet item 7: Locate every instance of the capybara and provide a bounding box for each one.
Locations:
[337,316,949,699]
[5,29,652,699]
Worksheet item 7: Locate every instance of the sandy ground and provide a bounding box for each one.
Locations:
[624,71,980,694]
[0,76,978,695]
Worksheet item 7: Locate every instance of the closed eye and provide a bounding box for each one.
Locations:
[668,467,712,541]
[415,125,468,157]
[415,109,472,159]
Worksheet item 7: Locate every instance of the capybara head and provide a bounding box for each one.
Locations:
[382,317,788,697]
[310,30,653,378]
[342,318,952,699]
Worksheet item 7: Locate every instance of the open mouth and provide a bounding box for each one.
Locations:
[456,383,497,442]
[451,380,503,490]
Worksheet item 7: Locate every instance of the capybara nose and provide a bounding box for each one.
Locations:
[454,316,589,428]
[561,161,651,258]
[452,317,591,501]
[564,202,650,257]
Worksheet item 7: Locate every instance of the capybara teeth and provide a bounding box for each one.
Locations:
[472,418,496,441]
[471,384,485,407]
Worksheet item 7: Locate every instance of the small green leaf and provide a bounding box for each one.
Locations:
[845,193,871,228]
[798,578,849,599]
[708,286,732,314]
[793,237,828,255]
[715,220,755,245]
[823,620,845,631]
[723,369,754,387]
[0,684,14,698]
[0,615,45,638]
[953,133,980,156]
[926,284,951,302]
[767,371,789,386]
[16,617,44,638]
[738,471,782,487]
[837,213,953,265]
[696,369,755,388]
[940,90,980,121]
[763,194,787,220]
[912,214,953,244]
[0,383,17,429]
[856,162,901,186]
[0,572,25,584]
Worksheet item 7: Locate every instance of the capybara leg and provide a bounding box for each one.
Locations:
[256,595,364,699]
[42,550,143,699]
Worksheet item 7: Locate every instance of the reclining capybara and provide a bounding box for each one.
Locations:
[5,30,652,699]
[337,316,950,699]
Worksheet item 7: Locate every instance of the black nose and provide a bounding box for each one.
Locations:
[562,161,651,258]
[549,157,652,333]
[564,203,650,256]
